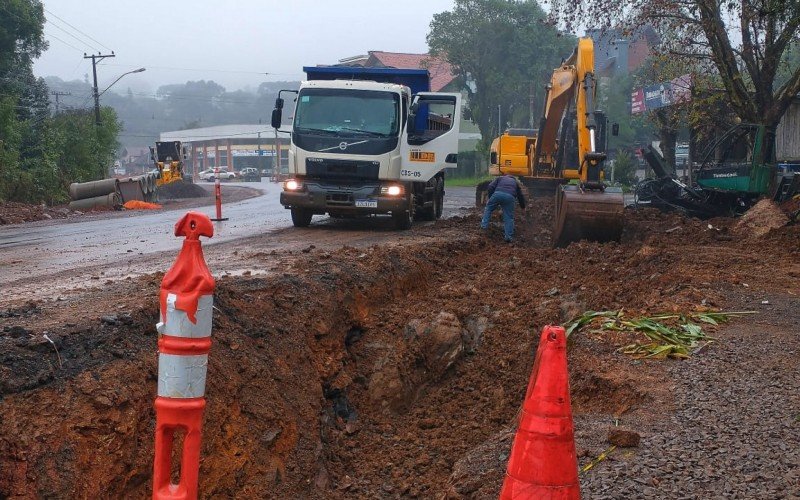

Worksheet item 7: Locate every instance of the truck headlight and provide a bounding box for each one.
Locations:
[284,179,303,191]
[381,185,403,196]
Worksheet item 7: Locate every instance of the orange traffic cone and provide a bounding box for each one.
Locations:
[500,325,580,499]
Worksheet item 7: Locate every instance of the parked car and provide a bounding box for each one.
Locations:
[198,168,236,181]
[239,167,260,182]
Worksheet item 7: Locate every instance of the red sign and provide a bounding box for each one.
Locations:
[631,88,646,114]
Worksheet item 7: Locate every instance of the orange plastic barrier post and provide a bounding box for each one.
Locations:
[210,167,227,222]
[500,325,580,499]
[152,212,215,500]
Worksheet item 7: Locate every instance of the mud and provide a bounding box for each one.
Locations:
[0,202,77,225]
[1,198,798,498]
[158,180,210,200]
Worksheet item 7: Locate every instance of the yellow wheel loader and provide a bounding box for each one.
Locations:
[151,141,185,186]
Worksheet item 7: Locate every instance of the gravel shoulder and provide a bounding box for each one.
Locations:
[579,291,800,499]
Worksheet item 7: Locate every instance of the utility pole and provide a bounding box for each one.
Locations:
[497,104,501,135]
[50,91,71,114]
[273,126,280,182]
[529,82,535,128]
[83,52,115,125]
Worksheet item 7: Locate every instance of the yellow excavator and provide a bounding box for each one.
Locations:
[151,141,185,186]
[478,37,624,246]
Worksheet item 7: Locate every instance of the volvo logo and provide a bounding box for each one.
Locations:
[319,139,369,152]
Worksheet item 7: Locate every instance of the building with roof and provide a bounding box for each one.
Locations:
[335,50,458,92]
[160,124,292,176]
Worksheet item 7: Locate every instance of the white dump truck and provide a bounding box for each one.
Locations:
[271,66,461,229]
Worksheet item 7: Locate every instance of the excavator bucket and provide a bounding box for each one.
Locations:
[553,185,624,247]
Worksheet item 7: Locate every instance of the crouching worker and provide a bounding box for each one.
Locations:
[480,174,526,243]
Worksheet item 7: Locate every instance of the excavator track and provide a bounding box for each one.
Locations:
[553,185,624,247]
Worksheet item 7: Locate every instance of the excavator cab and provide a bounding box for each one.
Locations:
[552,106,623,247]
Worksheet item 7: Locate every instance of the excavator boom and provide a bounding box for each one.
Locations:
[544,38,623,246]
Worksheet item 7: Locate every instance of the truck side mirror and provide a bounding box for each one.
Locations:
[612,123,620,136]
[272,97,284,128]
[463,107,472,122]
[271,108,282,129]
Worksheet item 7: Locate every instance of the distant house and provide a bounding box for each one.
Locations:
[335,50,458,92]
[586,26,659,77]
[119,146,152,175]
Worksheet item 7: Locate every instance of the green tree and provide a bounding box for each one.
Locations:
[0,0,122,204]
[548,0,800,135]
[0,0,46,78]
[612,150,638,186]
[599,71,654,151]
[427,0,576,152]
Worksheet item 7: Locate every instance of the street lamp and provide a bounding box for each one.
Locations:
[98,67,146,98]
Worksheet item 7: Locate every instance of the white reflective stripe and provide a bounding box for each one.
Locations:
[156,293,213,338]
[157,353,208,398]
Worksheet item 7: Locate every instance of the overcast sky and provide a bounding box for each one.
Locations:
[34,0,456,93]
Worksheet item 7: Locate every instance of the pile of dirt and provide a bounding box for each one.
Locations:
[733,199,789,238]
[0,202,75,225]
[0,199,798,497]
[157,180,210,200]
[781,196,800,218]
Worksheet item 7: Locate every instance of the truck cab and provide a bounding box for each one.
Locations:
[273,67,461,229]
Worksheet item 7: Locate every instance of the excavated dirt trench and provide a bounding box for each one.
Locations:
[1,200,799,498]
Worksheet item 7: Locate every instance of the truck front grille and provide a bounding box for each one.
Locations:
[326,193,353,206]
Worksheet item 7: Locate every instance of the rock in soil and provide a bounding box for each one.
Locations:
[608,428,641,447]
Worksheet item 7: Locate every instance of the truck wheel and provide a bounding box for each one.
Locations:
[291,208,313,227]
[392,194,414,230]
[434,178,444,219]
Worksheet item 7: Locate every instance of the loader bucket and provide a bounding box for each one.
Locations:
[553,185,624,247]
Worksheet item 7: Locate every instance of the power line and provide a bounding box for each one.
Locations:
[51,91,71,113]
[84,53,116,124]
[45,19,98,52]
[99,62,299,76]
[42,31,83,52]
[43,7,113,52]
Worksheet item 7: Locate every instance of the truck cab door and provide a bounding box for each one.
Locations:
[400,92,461,182]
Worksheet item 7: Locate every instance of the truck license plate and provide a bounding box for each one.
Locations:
[355,199,377,208]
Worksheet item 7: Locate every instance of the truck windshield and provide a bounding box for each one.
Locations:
[294,88,400,137]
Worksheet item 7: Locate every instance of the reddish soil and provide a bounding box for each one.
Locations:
[0,199,798,498]
[0,201,77,225]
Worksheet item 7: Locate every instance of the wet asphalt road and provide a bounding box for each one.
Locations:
[0,181,476,299]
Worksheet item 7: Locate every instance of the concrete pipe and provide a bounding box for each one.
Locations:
[68,192,121,211]
[69,178,119,201]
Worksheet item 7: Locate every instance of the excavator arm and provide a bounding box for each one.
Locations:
[542,38,623,246]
